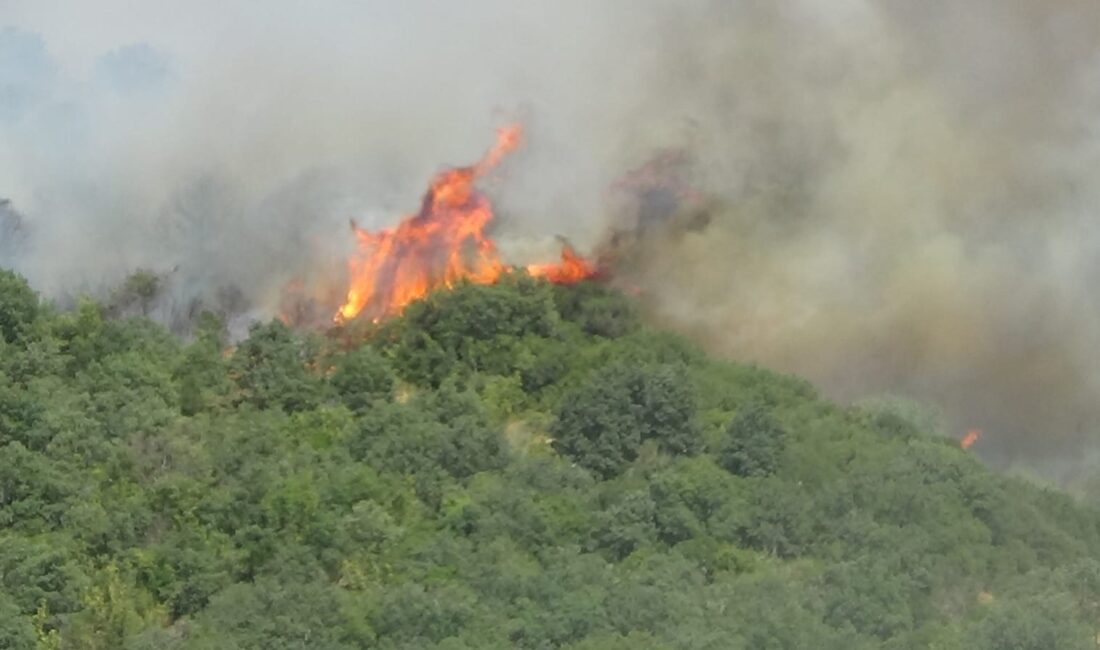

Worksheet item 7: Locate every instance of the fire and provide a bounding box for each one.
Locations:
[336,125,596,323]
[961,429,982,450]
[527,242,598,284]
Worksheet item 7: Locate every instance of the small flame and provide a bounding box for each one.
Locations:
[526,243,598,284]
[961,429,982,450]
[336,125,596,324]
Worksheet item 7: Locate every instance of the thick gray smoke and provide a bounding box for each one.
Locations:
[1,1,1098,479]
[606,1,1100,479]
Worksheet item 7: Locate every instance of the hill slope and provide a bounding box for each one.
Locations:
[1,269,1098,649]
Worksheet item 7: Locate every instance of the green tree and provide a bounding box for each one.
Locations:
[820,558,917,639]
[385,277,560,386]
[350,384,505,484]
[553,281,638,338]
[0,535,89,619]
[64,564,163,650]
[107,270,162,318]
[230,320,323,413]
[330,345,395,412]
[176,312,232,416]
[0,591,35,650]
[971,594,1094,650]
[0,371,45,449]
[0,272,1098,649]
[188,580,359,650]
[589,490,658,560]
[719,403,787,477]
[0,443,76,531]
[552,363,701,478]
[0,270,37,344]
[370,582,477,646]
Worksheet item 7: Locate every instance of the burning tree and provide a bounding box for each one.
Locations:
[336,125,596,324]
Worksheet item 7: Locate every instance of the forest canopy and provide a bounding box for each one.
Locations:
[1,267,1099,649]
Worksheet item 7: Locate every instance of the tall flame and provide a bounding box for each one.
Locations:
[336,125,596,323]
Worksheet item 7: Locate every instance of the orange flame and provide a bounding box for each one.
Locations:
[526,242,598,284]
[961,429,982,450]
[336,125,596,323]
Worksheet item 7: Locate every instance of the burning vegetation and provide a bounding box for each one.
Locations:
[961,428,983,450]
[334,125,597,324]
[272,127,705,330]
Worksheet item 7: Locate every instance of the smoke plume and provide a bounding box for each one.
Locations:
[1,1,1099,478]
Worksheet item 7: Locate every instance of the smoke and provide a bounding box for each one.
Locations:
[602,0,1100,474]
[1,1,1099,476]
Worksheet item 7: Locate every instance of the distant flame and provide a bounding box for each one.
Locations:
[336,125,596,323]
[961,429,982,450]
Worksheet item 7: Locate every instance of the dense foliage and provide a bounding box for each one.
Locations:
[1,267,1099,649]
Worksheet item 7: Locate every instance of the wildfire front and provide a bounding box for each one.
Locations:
[336,125,596,324]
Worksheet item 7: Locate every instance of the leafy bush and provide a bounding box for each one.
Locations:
[551,362,702,478]
[0,271,1094,648]
[719,403,787,477]
[0,269,38,343]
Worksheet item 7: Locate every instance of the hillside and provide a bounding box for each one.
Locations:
[1,268,1099,649]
